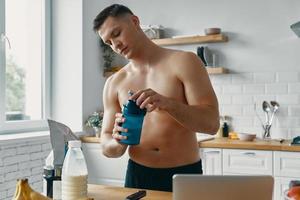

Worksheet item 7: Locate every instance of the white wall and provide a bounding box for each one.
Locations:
[210,71,300,139]
[117,0,300,72]
[82,1,111,127]
[51,0,83,131]
[51,0,110,132]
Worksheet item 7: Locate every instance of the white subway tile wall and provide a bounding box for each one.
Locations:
[211,71,300,139]
[0,138,51,200]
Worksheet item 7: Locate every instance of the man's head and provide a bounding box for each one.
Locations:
[93,4,133,32]
[93,4,143,59]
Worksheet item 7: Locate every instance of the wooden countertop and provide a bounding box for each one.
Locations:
[88,184,171,200]
[80,136,300,152]
[81,136,101,143]
[199,137,300,152]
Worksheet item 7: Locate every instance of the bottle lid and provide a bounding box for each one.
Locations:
[68,140,81,148]
[123,90,147,115]
[123,100,147,115]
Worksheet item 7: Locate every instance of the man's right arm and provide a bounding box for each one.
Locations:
[100,76,128,158]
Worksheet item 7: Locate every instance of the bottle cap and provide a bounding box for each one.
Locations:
[124,100,147,115]
[123,90,147,115]
[68,140,81,148]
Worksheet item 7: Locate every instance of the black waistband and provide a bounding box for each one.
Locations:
[125,159,202,192]
[128,159,202,172]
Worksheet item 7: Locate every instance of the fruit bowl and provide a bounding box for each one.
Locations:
[237,133,256,141]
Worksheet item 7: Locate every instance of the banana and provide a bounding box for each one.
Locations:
[12,179,52,200]
[12,180,22,200]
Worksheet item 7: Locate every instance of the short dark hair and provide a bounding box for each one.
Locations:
[93,4,134,32]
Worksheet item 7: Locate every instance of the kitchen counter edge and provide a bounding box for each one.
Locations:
[80,136,300,152]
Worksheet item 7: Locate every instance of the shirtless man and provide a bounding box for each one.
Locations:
[93,4,219,192]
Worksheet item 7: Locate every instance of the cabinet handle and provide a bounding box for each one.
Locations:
[205,151,220,154]
[242,152,256,156]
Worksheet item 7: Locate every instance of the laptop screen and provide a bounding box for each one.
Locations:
[173,175,274,200]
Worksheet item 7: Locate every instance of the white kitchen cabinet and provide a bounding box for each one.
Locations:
[200,147,300,200]
[82,143,129,186]
[274,151,300,177]
[273,151,300,200]
[200,148,222,175]
[274,177,297,200]
[223,149,273,175]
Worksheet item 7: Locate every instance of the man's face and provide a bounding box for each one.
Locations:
[98,15,140,59]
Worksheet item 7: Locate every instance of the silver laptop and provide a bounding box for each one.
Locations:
[173,175,274,200]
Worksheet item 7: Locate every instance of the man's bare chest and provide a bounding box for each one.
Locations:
[117,73,184,107]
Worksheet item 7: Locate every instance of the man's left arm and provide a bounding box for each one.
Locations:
[167,52,219,134]
[130,52,219,134]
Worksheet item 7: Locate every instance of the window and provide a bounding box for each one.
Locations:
[0,0,51,134]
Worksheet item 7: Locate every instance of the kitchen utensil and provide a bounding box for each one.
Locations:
[196,46,207,66]
[254,103,264,128]
[263,124,272,139]
[237,133,256,141]
[269,101,280,125]
[262,101,271,125]
[203,46,213,66]
[48,120,66,168]
[47,120,79,167]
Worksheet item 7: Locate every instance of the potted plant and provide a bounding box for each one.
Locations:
[85,111,103,137]
[100,40,115,71]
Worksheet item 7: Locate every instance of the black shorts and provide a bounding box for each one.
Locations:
[124,159,203,192]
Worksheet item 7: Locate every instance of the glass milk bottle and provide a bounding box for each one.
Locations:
[62,140,88,200]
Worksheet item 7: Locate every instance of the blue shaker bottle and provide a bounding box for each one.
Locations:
[120,99,147,145]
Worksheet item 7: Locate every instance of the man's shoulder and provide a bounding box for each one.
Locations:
[165,49,198,62]
[163,49,200,68]
[161,49,205,78]
[106,64,129,84]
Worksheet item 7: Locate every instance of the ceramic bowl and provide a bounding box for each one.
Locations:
[204,28,221,35]
[237,133,256,141]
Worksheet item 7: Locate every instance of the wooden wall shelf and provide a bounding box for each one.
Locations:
[152,34,228,46]
[104,67,228,77]
[103,71,115,77]
[206,67,228,74]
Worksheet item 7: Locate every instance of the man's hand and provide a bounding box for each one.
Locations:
[112,112,127,141]
[129,88,171,112]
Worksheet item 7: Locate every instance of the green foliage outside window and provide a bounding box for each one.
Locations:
[5,55,26,112]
